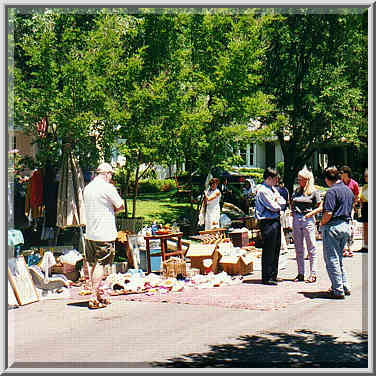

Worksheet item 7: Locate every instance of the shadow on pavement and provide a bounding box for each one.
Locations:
[298,291,345,299]
[151,330,367,368]
[67,301,89,308]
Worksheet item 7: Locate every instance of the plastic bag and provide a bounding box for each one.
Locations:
[219,214,232,228]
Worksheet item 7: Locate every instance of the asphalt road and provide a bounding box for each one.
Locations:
[7,239,369,370]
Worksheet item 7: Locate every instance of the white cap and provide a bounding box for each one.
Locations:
[96,162,114,174]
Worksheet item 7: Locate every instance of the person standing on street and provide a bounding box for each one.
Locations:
[320,166,354,299]
[275,175,289,254]
[291,167,322,283]
[84,162,124,309]
[255,167,286,285]
[241,178,256,215]
[340,165,359,257]
[202,178,221,230]
[358,168,368,252]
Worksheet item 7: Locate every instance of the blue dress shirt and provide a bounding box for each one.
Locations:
[255,182,286,220]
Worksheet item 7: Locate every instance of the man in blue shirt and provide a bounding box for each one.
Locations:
[255,167,286,285]
[320,166,354,299]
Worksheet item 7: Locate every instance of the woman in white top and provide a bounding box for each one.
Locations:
[203,178,221,230]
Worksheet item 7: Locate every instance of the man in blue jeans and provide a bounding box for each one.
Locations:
[320,166,354,299]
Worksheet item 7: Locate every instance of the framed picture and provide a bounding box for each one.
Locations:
[8,256,40,306]
[8,280,18,307]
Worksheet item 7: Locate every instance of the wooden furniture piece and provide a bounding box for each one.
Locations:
[199,228,227,237]
[144,232,184,274]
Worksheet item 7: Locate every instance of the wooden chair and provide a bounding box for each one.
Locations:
[144,232,185,274]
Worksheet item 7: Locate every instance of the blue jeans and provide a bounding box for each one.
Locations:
[321,219,351,295]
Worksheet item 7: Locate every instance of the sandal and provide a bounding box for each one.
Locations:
[347,250,354,257]
[88,298,107,309]
[305,275,317,283]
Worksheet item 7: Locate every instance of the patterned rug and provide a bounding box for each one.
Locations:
[66,277,328,311]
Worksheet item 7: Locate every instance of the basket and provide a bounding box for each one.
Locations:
[162,257,187,278]
[116,217,144,234]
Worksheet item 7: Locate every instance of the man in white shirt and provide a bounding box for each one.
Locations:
[84,162,124,309]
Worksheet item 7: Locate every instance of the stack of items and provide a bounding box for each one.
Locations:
[98,268,243,296]
[200,232,226,244]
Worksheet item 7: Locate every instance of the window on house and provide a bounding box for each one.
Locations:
[239,146,247,166]
[249,144,255,166]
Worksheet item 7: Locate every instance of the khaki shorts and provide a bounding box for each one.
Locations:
[85,239,115,266]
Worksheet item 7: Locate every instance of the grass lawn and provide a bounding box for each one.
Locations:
[124,190,196,226]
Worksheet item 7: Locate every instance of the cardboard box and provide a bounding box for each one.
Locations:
[185,244,219,274]
[219,254,254,276]
[229,230,249,248]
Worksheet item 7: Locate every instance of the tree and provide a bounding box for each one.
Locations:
[84,10,184,217]
[174,9,275,186]
[260,9,368,192]
[13,9,106,169]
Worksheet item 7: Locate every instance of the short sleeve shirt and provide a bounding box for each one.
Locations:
[84,176,124,242]
[291,189,321,215]
[323,181,354,221]
[344,178,359,198]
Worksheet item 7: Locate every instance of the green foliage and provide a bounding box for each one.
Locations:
[137,179,177,193]
[259,10,367,192]
[276,162,284,179]
[11,8,367,204]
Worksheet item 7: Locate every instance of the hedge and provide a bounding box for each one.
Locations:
[137,178,177,193]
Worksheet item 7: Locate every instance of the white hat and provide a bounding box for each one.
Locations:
[96,162,114,174]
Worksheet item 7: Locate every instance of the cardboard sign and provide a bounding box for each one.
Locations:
[8,257,39,306]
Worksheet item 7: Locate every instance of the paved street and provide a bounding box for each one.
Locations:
[7,239,368,370]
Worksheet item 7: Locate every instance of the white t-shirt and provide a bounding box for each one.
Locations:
[84,176,124,242]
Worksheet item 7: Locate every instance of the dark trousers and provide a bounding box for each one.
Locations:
[259,219,281,282]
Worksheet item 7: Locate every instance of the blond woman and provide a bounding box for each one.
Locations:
[291,167,322,283]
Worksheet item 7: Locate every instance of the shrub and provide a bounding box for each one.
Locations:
[276,162,284,179]
[137,178,176,193]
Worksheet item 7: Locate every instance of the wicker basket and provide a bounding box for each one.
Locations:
[116,217,144,234]
[162,257,187,278]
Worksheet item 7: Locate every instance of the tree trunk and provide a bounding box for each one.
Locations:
[131,151,142,218]
[124,168,131,217]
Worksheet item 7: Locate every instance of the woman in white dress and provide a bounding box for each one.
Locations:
[203,178,221,230]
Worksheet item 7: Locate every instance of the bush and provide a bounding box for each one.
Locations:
[276,162,284,179]
[137,178,176,193]
[237,167,264,183]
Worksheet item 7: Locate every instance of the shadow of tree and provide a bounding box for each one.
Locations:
[151,204,196,225]
[151,330,367,368]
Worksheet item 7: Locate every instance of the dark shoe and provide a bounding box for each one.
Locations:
[294,274,304,282]
[263,280,278,286]
[357,248,368,253]
[327,289,345,299]
[344,288,351,296]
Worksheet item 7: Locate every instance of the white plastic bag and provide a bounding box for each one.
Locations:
[219,214,232,228]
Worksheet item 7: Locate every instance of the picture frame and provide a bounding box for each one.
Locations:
[8,256,40,306]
